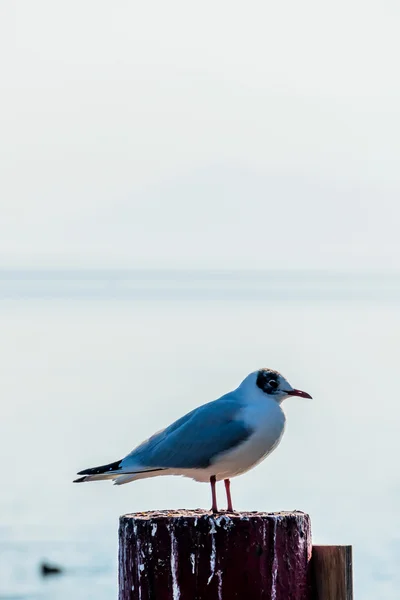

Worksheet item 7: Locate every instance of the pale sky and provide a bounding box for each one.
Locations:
[1,1,399,269]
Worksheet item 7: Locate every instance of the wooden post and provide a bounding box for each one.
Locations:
[311,545,353,600]
[119,509,312,600]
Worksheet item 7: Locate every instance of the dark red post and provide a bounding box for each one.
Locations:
[119,509,312,600]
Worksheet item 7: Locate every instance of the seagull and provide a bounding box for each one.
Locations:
[74,368,311,512]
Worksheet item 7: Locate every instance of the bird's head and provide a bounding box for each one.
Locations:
[251,368,312,402]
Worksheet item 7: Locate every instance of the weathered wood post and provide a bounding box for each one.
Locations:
[119,509,312,600]
[311,546,353,600]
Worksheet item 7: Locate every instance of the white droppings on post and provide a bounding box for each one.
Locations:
[135,527,142,600]
[207,531,216,585]
[270,518,278,600]
[262,519,267,549]
[207,515,232,588]
[217,515,234,530]
[190,553,195,574]
[151,523,157,537]
[208,517,217,534]
[216,569,223,600]
[169,527,181,600]
[295,512,311,561]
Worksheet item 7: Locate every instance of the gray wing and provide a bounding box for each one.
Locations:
[121,393,252,470]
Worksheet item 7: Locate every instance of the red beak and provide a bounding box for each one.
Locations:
[286,388,312,399]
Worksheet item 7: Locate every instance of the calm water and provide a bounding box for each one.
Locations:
[0,271,399,599]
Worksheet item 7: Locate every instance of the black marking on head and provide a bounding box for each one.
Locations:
[256,368,281,394]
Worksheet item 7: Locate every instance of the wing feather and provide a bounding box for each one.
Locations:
[121,393,252,470]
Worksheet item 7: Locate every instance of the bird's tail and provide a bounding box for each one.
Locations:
[112,470,168,485]
[74,473,118,483]
[73,459,123,483]
[73,460,165,484]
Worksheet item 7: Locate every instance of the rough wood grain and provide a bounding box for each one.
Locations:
[311,545,353,600]
[119,509,312,600]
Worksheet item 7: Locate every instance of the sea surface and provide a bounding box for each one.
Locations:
[0,270,399,599]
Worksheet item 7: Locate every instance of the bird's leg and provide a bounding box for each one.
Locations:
[224,478,233,512]
[210,475,218,512]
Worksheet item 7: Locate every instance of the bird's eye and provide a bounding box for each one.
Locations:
[268,379,278,389]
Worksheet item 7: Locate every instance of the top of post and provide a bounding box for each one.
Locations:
[121,508,309,521]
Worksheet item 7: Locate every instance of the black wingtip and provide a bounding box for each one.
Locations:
[76,459,122,477]
[73,476,87,483]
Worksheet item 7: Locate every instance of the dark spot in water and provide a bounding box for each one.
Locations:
[255,544,263,557]
[40,562,63,577]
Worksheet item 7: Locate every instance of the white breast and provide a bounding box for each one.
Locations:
[209,394,286,481]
